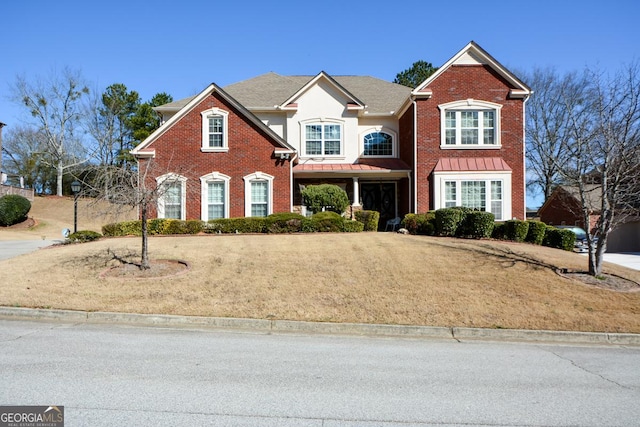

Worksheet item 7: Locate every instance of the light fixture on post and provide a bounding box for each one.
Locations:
[71,180,81,233]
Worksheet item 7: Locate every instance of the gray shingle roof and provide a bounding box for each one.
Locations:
[157,72,411,115]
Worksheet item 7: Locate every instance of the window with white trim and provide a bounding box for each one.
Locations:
[443,179,504,220]
[201,108,229,152]
[200,172,230,220]
[303,122,342,156]
[243,172,274,217]
[363,131,393,157]
[157,173,187,220]
[439,100,501,148]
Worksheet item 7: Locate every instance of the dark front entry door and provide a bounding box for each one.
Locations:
[361,183,396,230]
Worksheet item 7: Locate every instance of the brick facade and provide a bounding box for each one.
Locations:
[140,91,291,220]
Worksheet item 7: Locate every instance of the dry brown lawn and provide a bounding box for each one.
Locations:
[1,209,639,332]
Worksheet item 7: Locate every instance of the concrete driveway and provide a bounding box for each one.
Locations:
[0,239,62,261]
[602,252,640,271]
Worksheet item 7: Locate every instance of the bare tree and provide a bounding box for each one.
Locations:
[85,155,196,270]
[1,125,56,193]
[12,68,90,196]
[553,64,640,276]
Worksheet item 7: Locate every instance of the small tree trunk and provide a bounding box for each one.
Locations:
[56,163,64,196]
[140,203,150,270]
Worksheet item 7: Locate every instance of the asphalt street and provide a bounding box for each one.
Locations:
[1,319,639,426]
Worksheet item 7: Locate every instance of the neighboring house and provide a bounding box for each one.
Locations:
[539,185,640,252]
[131,41,531,227]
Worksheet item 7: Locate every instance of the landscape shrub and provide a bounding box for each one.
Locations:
[459,211,495,239]
[525,221,547,245]
[205,217,267,234]
[402,212,435,235]
[265,212,306,233]
[434,208,465,237]
[67,230,102,243]
[102,220,142,236]
[543,226,576,251]
[504,219,530,242]
[343,220,365,233]
[308,211,345,232]
[0,195,31,226]
[301,184,350,214]
[354,210,380,231]
[184,220,204,234]
[491,222,506,239]
[103,219,203,236]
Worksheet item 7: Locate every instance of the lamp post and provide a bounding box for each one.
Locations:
[71,181,81,233]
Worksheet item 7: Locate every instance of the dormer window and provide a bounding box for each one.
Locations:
[201,108,229,152]
[439,100,502,148]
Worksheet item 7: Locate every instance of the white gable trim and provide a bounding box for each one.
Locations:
[278,71,366,110]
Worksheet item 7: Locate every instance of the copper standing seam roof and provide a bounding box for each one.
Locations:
[434,157,512,172]
[293,158,412,172]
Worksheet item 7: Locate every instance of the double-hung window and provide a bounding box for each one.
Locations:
[200,172,230,220]
[304,122,342,156]
[201,108,229,152]
[440,100,501,148]
[157,173,187,220]
[243,172,274,217]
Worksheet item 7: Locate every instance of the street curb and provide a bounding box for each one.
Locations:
[0,306,638,346]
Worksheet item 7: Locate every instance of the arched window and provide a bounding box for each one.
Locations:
[363,132,393,156]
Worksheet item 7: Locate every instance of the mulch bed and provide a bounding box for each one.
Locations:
[101,259,190,279]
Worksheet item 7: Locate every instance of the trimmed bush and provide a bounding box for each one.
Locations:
[0,195,31,226]
[308,211,345,232]
[402,212,436,235]
[102,220,142,236]
[543,226,576,251]
[354,210,380,231]
[67,230,102,243]
[343,220,365,233]
[301,184,350,214]
[525,221,547,245]
[504,219,530,242]
[492,222,506,240]
[460,211,495,239]
[265,212,306,233]
[435,208,465,237]
[184,220,204,234]
[205,217,266,234]
[102,219,203,236]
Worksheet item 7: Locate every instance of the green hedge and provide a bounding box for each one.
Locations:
[67,230,102,243]
[103,219,203,236]
[505,219,530,242]
[525,221,547,245]
[204,217,267,234]
[264,213,306,233]
[459,211,495,239]
[402,212,436,235]
[343,220,365,233]
[435,208,466,237]
[354,210,380,231]
[0,195,31,226]
[307,211,345,232]
[543,226,576,251]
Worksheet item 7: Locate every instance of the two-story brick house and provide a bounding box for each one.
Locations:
[131,41,530,226]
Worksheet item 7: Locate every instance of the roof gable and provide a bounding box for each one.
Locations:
[278,71,366,110]
[412,41,531,99]
[131,83,294,157]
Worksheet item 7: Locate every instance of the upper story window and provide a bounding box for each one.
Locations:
[201,108,229,152]
[303,120,343,157]
[439,100,502,148]
[363,131,394,157]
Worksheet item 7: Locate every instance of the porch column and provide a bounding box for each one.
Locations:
[352,177,361,206]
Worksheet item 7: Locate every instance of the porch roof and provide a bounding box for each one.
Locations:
[434,157,512,172]
[293,158,411,173]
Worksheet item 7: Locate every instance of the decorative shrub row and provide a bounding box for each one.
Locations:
[403,208,575,251]
[354,210,380,231]
[0,195,31,226]
[205,211,363,233]
[67,230,102,243]
[102,219,203,236]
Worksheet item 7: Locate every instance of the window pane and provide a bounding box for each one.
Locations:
[306,125,322,139]
[445,181,457,208]
[324,124,341,140]
[208,116,223,147]
[483,111,495,145]
[364,132,393,156]
[251,181,268,217]
[491,180,502,220]
[461,111,478,127]
[164,181,182,219]
[324,140,341,155]
[306,140,321,155]
[461,129,478,145]
[461,181,486,211]
[207,182,224,219]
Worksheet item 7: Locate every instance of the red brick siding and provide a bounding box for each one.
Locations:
[414,64,526,218]
[398,103,415,213]
[140,92,291,220]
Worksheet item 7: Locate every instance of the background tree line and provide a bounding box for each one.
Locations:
[1,68,172,196]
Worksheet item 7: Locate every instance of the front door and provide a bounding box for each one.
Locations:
[361,183,396,230]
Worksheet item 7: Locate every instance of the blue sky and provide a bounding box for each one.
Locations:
[1,0,639,207]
